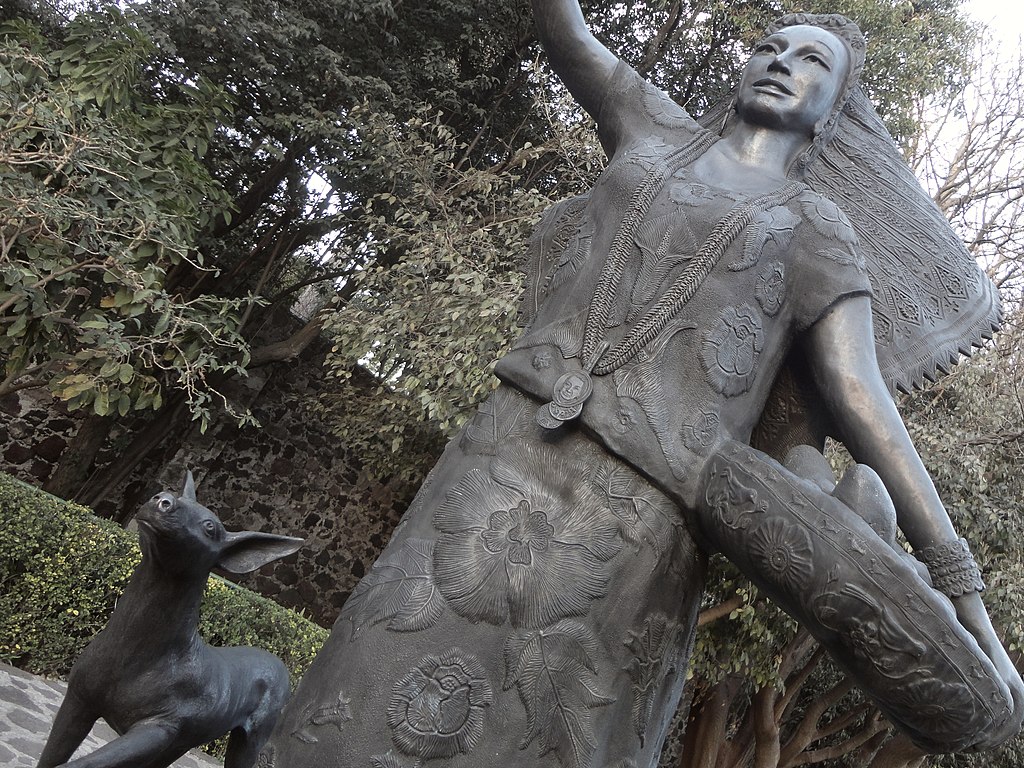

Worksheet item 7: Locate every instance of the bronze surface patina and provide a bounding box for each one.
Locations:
[37,473,304,768]
[266,5,1024,767]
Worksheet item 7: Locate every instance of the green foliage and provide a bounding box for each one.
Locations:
[320,100,603,473]
[0,11,252,429]
[900,335,1024,654]
[0,470,327,688]
[0,475,139,674]
[689,556,799,690]
[0,0,977,490]
[902,327,1024,767]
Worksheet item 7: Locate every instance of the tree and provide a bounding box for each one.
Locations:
[0,11,247,425]
[0,0,975,507]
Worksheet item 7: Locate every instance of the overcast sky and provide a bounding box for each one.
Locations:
[965,0,1024,46]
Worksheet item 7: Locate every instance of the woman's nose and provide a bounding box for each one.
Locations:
[767,55,791,75]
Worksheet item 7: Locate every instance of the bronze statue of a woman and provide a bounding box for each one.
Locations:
[266,4,1023,766]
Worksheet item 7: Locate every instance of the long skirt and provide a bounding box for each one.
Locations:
[265,385,706,768]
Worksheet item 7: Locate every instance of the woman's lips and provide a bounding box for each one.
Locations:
[753,78,794,95]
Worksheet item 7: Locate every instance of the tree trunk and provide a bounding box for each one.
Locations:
[679,676,742,768]
[866,734,927,768]
[42,411,114,500]
[75,397,190,519]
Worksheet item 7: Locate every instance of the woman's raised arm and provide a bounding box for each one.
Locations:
[532,0,618,121]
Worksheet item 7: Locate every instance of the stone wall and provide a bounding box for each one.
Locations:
[0,388,79,487]
[150,355,438,626]
[0,347,443,628]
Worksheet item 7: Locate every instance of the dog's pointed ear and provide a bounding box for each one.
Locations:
[216,531,304,574]
[182,470,197,502]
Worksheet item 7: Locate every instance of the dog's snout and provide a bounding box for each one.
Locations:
[152,492,175,512]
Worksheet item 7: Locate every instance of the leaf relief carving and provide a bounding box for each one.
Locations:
[370,754,422,768]
[799,191,858,244]
[290,692,352,744]
[340,538,445,635]
[624,614,685,743]
[503,620,616,768]
[461,387,529,455]
[595,463,677,555]
[730,206,800,271]
[630,213,696,308]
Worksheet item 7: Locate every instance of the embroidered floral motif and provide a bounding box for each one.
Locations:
[625,137,667,166]
[433,442,623,628]
[890,677,975,735]
[747,518,813,592]
[800,191,858,244]
[480,500,554,566]
[371,753,422,768]
[701,304,764,396]
[387,650,493,759]
[612,406,638,435]
[680,409,720,454]
[815,582,927,679]
[820,246,866,272]
[631,212,697,307]
[547,216,595,294]
[703,461,763,532]
[290,692,353,744]
[642,86,699,131]
[668,180,716,207]
[731,206,800,271]
[755,261,786,316]
[624,614,685,741]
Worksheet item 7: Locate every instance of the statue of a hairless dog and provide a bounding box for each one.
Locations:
[37,472,304,768]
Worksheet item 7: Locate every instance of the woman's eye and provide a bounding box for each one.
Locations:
[756,44,776,54]
[806,54,830,69]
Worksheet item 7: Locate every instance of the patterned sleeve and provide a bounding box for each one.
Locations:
[597,60,701,159]
[791,191,873,332]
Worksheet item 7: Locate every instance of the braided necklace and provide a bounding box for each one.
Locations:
[537,133,804,430]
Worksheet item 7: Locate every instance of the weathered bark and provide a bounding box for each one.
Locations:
[865,733,927,768]
[42,411,114,500]
[76,397,190,519]
[249,316,325,367]
[751,686,781,768]
[679,675,742,768]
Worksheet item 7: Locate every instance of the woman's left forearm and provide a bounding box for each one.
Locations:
[802,298,957,549]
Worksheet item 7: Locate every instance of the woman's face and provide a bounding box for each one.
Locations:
[735,25,851,137]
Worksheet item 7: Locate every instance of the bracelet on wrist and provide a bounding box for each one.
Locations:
[916,537,985,598]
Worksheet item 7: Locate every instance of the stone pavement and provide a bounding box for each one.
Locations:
[0,662,221,767]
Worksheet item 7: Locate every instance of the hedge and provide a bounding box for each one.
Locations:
[0,471,327,688]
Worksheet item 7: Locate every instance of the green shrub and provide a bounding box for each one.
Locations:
[0,471,327,685]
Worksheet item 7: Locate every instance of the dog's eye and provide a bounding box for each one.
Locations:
[202,519,217,537]
[158,497,173,512]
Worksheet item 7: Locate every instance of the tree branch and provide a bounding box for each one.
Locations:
[698,594,744,626]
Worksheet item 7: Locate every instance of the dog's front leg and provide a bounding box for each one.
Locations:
[60,720,179,768]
